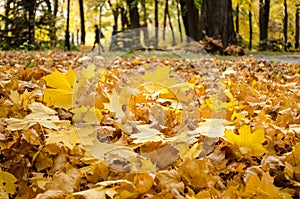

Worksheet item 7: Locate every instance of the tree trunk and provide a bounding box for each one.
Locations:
[167,6,176,46]
[121,6,129,31]
[154,0,158,47]
[79,0,85,45]
[127,0,140,29]
[127,0,141,48]
[108,1,119,30]
[176,0,183,42]
[296,6,299,49]
[259,0,270,42]
[249,10,252,50]
[283,0,288,51]
[25,0,36,45]
[180,0,189,39]
[65,0,70,51]
[163,0,168,40]
[186,0,200,41]
[141,0,149,46]
[200,0,237,47]
[236,4,239,33]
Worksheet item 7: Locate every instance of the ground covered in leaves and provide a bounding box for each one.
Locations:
[0,51,300,198]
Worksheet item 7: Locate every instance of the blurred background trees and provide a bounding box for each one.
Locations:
[0,0,299,51]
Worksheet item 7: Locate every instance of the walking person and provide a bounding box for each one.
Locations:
[109,25,118,51]
[91,24,104,52]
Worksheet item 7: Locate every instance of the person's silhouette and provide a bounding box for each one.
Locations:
[91,25,104,52]
[109,25,118,51]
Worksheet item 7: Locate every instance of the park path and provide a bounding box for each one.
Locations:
[248,55,300,64]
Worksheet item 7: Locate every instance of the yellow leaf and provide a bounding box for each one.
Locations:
[82,163,109,183]
[45,167,81,194]
[0,187,8,199]
[43,68,76,109]
[35,190,64,199]
[46,129,81,149]
[43,88,73,110]
[81,64,96,79]
[179,158,214,189]
[156,170,184,191]
[243,172,280,198]
[0,169,17,195]
[224,125,266,156]
[83,107,104,124]
[143,66,178,86]
[5,102,68,131]
[73,187,117,199]
[9,89,31,108]
[133,173,154,194]
[65,67,77,85]
[130,124,164,144]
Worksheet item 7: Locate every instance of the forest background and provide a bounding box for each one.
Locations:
[0,0,299,52]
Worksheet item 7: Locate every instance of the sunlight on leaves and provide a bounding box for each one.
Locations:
[224,125,267,156]
[43,68,76,109]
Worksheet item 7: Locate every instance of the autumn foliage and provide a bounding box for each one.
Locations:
[0,51,300,198]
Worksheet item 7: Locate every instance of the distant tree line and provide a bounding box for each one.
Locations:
[0,0,299,51]
[0,0,59,49]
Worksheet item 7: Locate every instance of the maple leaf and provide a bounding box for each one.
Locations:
[143,66,178,86]
[73,186,117,199]
[179,158,215,189]
[0,169,17,195]
[9,89,32,108]
[45,165,81,194]
[241,172,281,198]
[156,170,184,192]
[81,163,109,183]
[46,129,82,149]
[35,190,65,199]
[43,68,76,110]
[224,125,267,156]
[130,124,164,144]
[5,102,69,131]
[132,173,154,194]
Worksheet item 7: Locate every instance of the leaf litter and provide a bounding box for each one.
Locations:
[0,51,299,198]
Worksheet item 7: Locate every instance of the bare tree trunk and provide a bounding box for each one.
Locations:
[259,0,270,42]
[167,9,176,46]
[65,0,70,51]
[79,0,85,44]
[127,0,141,48]
[163,0,168,40]
[283,0,288,51]
[200,0,236,47]
[141,0,149,46]
[249,10,252,50]
[296,6,299,49]
[108,1,119,29]
[25,0,36,45]
[176,0,183,42]
[180,0,189,39]
[121,7,129,31]
[186,0,200,41]
[127,0,140,29]
[236,4,239,33]
[154,0,158,47]
[52,0,58,46]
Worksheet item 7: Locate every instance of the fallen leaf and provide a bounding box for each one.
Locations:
[224,125,267,156]
[5,102,69,131]
[46,129,81,149]
[0,169,17,195]
[43,68,76,110]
